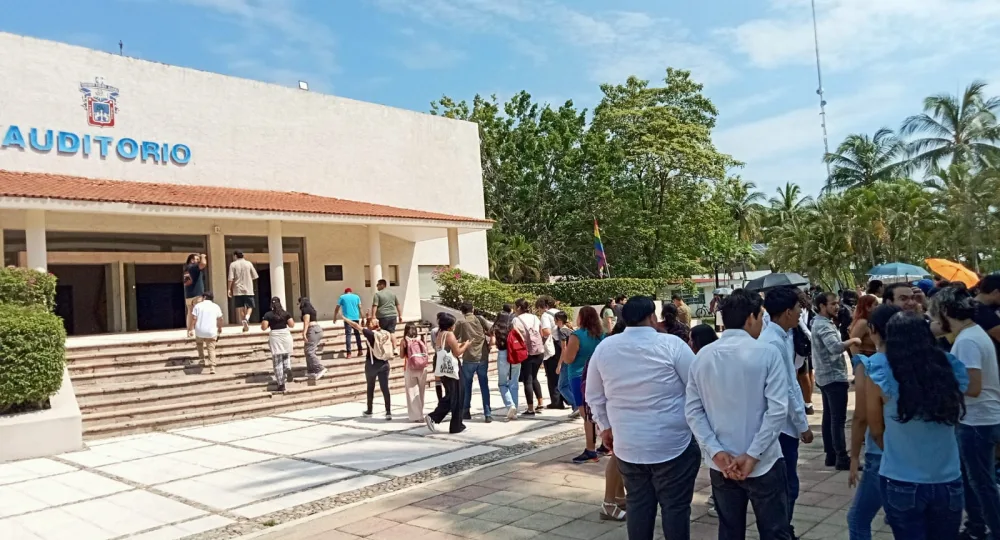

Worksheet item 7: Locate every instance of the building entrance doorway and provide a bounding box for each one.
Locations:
[50,264,110,335]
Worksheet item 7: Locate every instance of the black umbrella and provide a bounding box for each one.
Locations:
[744,272,809,292]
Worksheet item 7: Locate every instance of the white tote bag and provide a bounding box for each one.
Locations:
[432,332,461,380]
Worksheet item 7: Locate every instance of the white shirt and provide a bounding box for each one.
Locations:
[686,329,789,477]
[586,326,696,464]
[191,301,223,339]
[515,313,540,334]
[759,322,810,437]
[953,324,1000,426]
[541,309,557,360]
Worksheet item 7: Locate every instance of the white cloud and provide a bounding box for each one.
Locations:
[719,89,787,120]
[393,41,466,70]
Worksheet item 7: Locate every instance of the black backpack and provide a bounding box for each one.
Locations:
[792,310,814,357]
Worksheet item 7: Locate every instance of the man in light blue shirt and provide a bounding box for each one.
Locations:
[686,288,791,540]
[334,288,363,358]
[760,287,815,539]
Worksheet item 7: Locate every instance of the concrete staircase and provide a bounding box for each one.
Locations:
[67,322,448,439]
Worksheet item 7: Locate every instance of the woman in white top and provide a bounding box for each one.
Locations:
[513,298,545,416]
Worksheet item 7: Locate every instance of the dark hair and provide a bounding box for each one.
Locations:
[298,296,315,315]
[869,304,900,340]
[764,287,799,320]
[797,290,812,309]
[602,298,615,314]
[202,291,214,301]
[501,303,513,313]
[930,284,977,322]
[615,295,627,303]
[866,279,884,294]
[185,253,198,265]
[671,293,683,301]
[514,298,531,314]
[437,312,457,332]
[377,279,388,287]
[884,312,964,425]
[813,292,835,311]
[269,296,285,316]
[621,296,656,326]
[554,310,569,323]
[404,321,419,338]
[977,274,1000,295]
[661,303,679,326]
[234,250,244,259]
[852,294,879,325]
[459,301,474,314]
[721,289,762,330]
[842,290,859,306]
[576,306,603,338]
[883,283,911,303]
[610,319,627,336]
[690,324,718,353]
[535,295,556,310]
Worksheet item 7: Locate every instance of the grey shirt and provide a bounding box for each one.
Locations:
[811,314,849,386]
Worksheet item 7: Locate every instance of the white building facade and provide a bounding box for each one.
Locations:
[0,33,490,335]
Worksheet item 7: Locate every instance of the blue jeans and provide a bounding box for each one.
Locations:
[344,320,362,354]
[778,433,799,527]
[496,351,520,410]
[957,423,1000,539]
[557,368,575,408]
[880,476,963,540]
[847,453,882,540]
[461,361,491,417]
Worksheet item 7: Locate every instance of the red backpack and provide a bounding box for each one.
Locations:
[506,327,528,365]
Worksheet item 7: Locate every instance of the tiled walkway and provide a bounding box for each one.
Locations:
[245,390,890,540]
[0,384,581,540]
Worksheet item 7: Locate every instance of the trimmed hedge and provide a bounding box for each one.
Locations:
[0,304,67,411]
[433,268,667,313]
[0,267,66,413]
[0,267,57,311]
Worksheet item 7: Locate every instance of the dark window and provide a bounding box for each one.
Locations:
[324,265,344,281]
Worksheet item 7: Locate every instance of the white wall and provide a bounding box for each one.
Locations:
[0,33,486,222]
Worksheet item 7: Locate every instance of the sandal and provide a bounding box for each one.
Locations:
[615,496,627,510]
[600,502,626,522]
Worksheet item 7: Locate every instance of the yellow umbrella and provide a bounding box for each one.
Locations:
[924,258,980,287]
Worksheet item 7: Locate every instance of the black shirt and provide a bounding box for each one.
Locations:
[973,303,1000,359]
[362,328,377,363]
[263,310,291,330]
[300,305,318,321]
[184,263,205,299]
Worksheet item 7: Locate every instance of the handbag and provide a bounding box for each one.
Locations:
[432,331,461,379]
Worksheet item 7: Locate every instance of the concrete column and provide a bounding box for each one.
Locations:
[447,228,461,269]
[268,220,286,308]
[0,227,5,266]
[368,225,383,296]
[208,230,230,322]
[25,209,47,272]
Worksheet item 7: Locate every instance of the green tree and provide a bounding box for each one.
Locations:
[767,182,812,228]
[901,81,1000,169]
[823,128,909,190]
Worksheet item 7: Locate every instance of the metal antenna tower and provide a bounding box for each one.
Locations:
[811,0,832,190]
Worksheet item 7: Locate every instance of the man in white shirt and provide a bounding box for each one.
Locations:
[586,296,699,540]
[685,289,791,540]
[760,287,815,539]
[191,291,224,375]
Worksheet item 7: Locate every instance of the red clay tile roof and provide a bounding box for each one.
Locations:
[0,170,491,224]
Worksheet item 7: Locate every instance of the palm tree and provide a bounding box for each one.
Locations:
[492,234,542,283]
[900,81,1000,169]
[823,128,909,190]
[768,182,813,227]
[923,164,999,272]
[724,177,765,280]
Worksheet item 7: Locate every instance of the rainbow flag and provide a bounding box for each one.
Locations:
[594,219,608,277]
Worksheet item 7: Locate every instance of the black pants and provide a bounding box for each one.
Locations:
[365,359,390,414]
[617,439,701,540]
[712,460,792,540]
[543,353,565,408]
[521,354,544,407]
[819,381,849,463]
[428,375,465,433]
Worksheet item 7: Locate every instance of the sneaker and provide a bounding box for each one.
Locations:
[425,414,437,433]
[345,352,352,359]
[362,410,373,417]
[242,320,249,332]
[522,410,536,417]
[506,407,517,421]
[825,453,837,467]
[274,384,286,393]
[313,367,327,382]
[572,450,600,464]
[385,412,393,421]
[596,445,610,457]
[485,416,493,424]
[568,410,581,420]
[805,404,815,415]
[463,411,472,420]
[209,368,216,375]
[707,495,717,518]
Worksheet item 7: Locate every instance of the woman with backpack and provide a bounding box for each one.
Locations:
[344,317,395,420]
[513,298,546,416]
[493,304,520,420]
[426,312,472,434]
[400,322,430,422]
[261,297,296,393]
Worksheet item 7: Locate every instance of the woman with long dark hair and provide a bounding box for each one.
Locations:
[561,306,605,464]
[848,294,879,357]
[847,304,899,540]
[601,298,617,333]
[513,298,545,416]
[689,324,718,353]
[659,303,690,343]
[426,312,471,434]
[866,311,969,540]
[344,317,395,420]
[298,297,325,380]
[261,297,295,393]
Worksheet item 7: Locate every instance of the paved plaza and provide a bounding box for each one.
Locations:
[0,383,580,540]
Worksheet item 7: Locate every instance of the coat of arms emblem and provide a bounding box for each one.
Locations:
[80,78,120,127]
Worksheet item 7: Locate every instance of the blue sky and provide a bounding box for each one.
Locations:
[5,0,1000,197]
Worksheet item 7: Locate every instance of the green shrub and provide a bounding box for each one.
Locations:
[0,304,67,411]
[433,267,519,314]
[0,267,57,310]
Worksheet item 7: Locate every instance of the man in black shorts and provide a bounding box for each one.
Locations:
[228,251,259,332]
